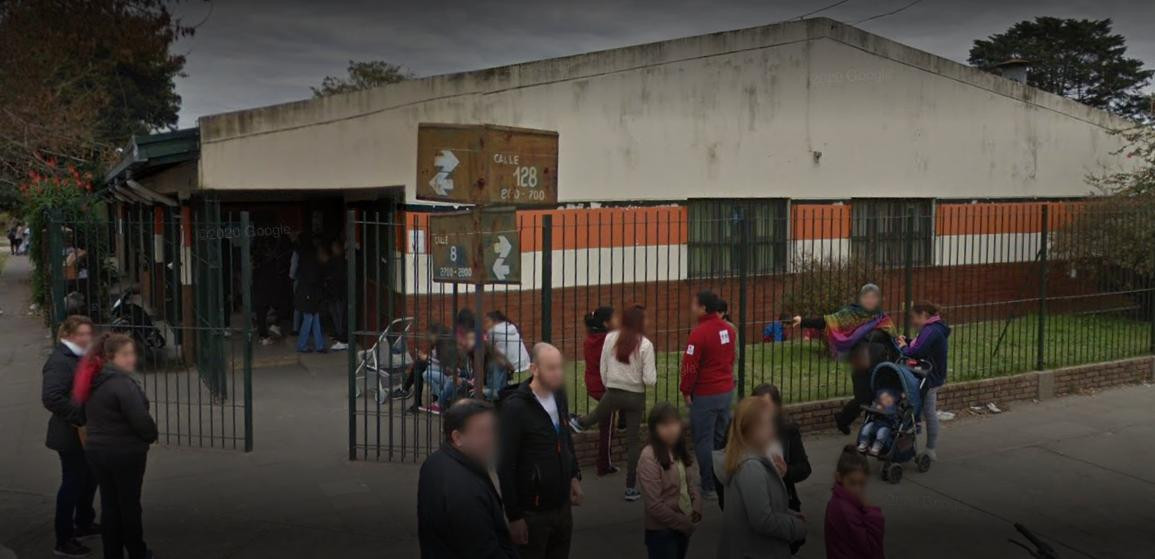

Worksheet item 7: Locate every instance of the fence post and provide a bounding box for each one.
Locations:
[239,212,254,452]
[540,214,553,343]
[736,213,749,398]
[903,207,916,337]
[46,210,66,329]
[346,210,358,461]
[1036,205,1049,370]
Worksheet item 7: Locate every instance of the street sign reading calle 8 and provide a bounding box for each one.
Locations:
[416,123,558,206]
[428,208,520,284]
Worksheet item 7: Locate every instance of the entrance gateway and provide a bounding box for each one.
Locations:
[348,123,561,462]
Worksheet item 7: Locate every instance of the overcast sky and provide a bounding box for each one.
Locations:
[172,0,1155,128]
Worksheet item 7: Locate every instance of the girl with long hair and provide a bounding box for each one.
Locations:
[714,397,805,559]
[569,305,657,501]
[582,306,617,476]
[80,333,158,559]
[637,403,702,559]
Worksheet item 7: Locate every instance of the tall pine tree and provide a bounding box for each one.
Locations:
[969,17,1152,119]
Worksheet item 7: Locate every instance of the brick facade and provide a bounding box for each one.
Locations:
[572,356,1153,468]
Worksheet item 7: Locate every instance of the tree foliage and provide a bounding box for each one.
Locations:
[0,0,191,210]
[969,17,1153,119]
[1051,125,1155,313]
[311,60,413,97]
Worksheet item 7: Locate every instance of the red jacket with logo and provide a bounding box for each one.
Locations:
[680,314,736,397]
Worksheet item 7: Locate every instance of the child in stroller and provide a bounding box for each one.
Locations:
[856,388,901,456]
[861,358,934,484]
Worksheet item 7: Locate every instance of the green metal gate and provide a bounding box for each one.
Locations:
[47,199,254,451]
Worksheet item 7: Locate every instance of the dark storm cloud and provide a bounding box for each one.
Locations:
[173,0,1155,126]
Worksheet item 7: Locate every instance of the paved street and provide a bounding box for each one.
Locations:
[3,253,1155,558]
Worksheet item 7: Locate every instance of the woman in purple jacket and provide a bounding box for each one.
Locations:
[897,302,951,461]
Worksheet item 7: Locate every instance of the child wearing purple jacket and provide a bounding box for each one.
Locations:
[897,302,951,461]
[825,445,885,559]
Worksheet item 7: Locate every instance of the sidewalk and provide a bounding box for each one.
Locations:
[3,253,1155,558]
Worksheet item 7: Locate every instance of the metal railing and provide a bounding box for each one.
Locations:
[348,201,1155,462]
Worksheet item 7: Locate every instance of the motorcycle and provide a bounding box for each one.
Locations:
[110,288,166,351]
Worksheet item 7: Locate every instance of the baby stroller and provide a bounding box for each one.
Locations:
[354,317,416,404]
[863,358,934,484]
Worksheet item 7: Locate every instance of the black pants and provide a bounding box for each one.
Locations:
[520,506,573,559]
[836,368,874,428]
[55,449,98,545]
[327,299,347,343]
[404,359,430,403]
[87,449,149,559]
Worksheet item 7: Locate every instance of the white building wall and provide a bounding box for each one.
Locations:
[198,19,1132,203]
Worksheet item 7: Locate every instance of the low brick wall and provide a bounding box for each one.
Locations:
[573,356,1154,468]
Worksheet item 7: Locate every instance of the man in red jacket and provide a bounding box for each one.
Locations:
[680,290,735,500]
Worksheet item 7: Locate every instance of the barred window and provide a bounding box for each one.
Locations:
[688,199,788,278]
[850,198,934,268]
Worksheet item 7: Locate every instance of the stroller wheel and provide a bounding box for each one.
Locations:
[886,463,903,484]
[916,453,932,473]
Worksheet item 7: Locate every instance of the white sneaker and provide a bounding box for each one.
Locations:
[330,341,349,351]
[259,337,274,346]
[268,325,282,337]
[925,449,938,461]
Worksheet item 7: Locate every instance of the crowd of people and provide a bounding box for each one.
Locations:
[39,279,951,558]
[416,286,953,558]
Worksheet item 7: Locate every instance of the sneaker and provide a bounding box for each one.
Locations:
[268,325,282,337]
[330,341,349,351]
[924,449,938,461]
[73,523,101,540]
[623,487,641,502]
[869,443,882,456]
[259,337,274,346]
[53,539,91,558]
[390,387,412,400]
[568,414,585,434]
[596,464,620,477]
[701,490,718,501]
[856,442,869,454]
[420,403,442,415]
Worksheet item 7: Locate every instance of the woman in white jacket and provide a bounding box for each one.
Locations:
[483,311,531,380]
[568,305,657,501]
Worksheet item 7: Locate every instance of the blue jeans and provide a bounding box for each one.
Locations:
[858,421,893,449]
[296,312,324,352]
[690,391,732,493]
[645,529,689,559]
[423,368,457,408]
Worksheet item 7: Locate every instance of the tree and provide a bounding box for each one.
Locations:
[0,0,191,211]
[1051,125,1155,316]
[969,17,1153,119]
[311,60,413,97]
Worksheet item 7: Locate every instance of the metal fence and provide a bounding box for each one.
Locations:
[46,201,254,451]
[347,201,1155,462]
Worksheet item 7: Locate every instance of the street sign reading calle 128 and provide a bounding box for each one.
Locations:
[416,123,558,206]
[429,209,520,284]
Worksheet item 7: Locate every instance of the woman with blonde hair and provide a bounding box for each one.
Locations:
[713,397,806,559]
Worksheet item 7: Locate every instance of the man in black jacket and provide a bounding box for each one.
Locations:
[42,315,99,557]
[498,343,582,559]
[418,399,516,559]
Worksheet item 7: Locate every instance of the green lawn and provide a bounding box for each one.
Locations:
[556,312,1152,414]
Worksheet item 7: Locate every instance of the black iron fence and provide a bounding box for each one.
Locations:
[46,201,254,451]
[348,201,1155,462]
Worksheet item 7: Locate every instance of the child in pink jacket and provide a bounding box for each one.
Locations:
[824,445,885,559]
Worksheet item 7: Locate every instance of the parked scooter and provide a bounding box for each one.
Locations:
[110,288,165,351]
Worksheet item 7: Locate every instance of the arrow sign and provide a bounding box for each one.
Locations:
[492,234,513,280]
[428,149,459,196]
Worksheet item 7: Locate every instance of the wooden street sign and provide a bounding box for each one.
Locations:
[416,124,558,206]
[429,208,520,284]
